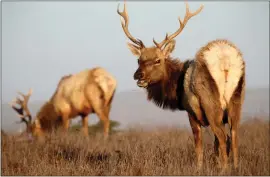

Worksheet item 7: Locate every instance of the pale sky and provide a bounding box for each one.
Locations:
[2,1,269,103]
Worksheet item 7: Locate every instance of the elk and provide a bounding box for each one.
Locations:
[117,2,245,170]
[10,67,117,140]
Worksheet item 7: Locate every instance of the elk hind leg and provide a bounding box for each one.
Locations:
[200,98,228,169]
[90,102,110,138]
[214,123,231,156]
[96,110,110,138]
[227,75,245,169]
[87,86,110,138]
[210,116,228,169]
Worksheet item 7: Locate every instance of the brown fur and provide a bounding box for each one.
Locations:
[11,67,117,140]
[118,2,245,169]
[135,41,245,170]
[34,101,59,131]
[134,41,245,170]
[146,58,191,110]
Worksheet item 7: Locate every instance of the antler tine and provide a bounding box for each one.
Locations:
[153,2,204,49]
[9,99,29,124]
[117,1,145,49]
[10,89,33,124]
[18,88,32,100]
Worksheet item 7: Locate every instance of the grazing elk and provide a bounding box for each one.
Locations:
[117,2,245,169]
[10,67,117,140]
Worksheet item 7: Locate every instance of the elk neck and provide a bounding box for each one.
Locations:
[35,100,60,131]
[146,57,192,111]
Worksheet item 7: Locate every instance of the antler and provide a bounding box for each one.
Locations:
[153,2,204,49]
[9,89,33,125]
[117,1,145,49]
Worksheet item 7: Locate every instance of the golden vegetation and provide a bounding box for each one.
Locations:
[2,118,269,176]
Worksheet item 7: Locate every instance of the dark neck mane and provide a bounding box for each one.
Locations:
[146,57,192,110]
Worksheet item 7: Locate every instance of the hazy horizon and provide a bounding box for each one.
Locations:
[2,88,269,133]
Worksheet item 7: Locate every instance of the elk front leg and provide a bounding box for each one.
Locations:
[61,114,70,135]
[63,119,70,133]
[81,115,89,138]
[188,113,203,169]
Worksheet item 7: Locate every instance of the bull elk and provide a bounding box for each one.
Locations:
[117,2,245,170]
[10,67,117,140]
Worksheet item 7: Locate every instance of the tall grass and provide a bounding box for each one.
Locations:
[1,118,269,176]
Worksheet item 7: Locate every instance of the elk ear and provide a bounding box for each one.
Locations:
[162,40,176,58]
[127,43,141,57]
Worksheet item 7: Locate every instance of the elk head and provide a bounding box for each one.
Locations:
[117,2,203,88]
[9,89,42,139]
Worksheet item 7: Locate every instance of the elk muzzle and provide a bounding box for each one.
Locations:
[134,69,148,88]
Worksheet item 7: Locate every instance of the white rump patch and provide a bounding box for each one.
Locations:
[202,41,244,109]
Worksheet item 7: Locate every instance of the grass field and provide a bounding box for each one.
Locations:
[1,118,269,176]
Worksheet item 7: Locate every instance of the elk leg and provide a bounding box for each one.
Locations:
[63,119,70,133]
[97,111,110,138]
[86,85,110,138]
[214,124,230,160]
[214,135,219,156]
[105,104,112,120]
[188,113,203,169]
[61,114,70,135]
[202,105,228,169]
[226,134,231,157]
[230,124,239,169]
[210,122,227,169]
[91,104,110,138]
[81,115,89,138]
[227,74,245,169]
[215,119,231,157]
[227,92,243,169]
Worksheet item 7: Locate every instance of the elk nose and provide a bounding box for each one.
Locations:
[134,70,144,80]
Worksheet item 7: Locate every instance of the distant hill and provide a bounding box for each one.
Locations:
[1,88,269,133]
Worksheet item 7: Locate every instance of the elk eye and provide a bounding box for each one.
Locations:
[155,59,161,64]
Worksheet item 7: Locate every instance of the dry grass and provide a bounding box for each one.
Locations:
[1,118,269,176]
